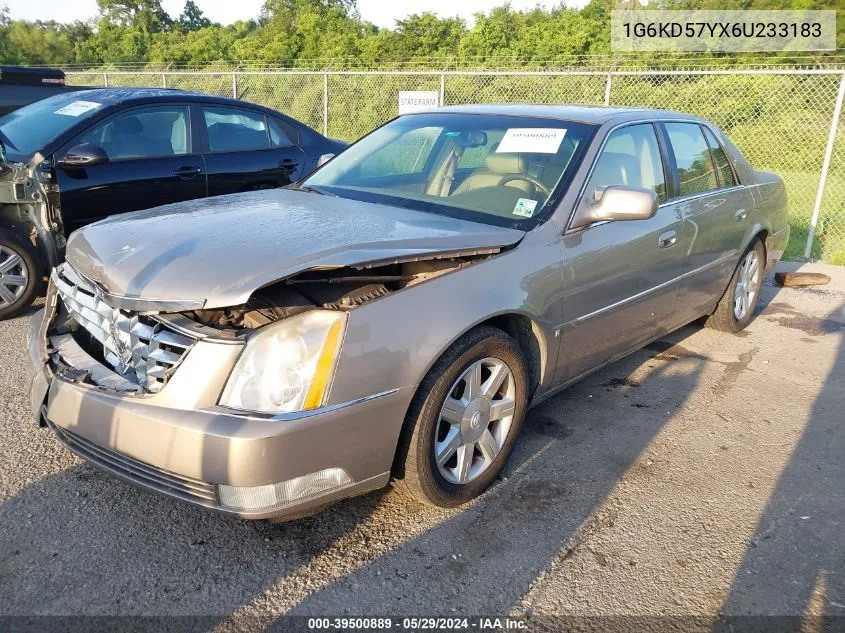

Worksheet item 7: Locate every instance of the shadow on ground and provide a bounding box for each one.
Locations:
[0,316,712,629]
[714,301,845,633]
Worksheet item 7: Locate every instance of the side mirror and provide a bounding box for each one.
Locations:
[317,153,335,167]
[571,185,658,229]
[58,143,109,169]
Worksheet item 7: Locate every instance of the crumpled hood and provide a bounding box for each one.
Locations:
[66,189,525,310]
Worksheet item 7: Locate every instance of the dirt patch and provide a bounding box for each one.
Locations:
[713,348,759,396]
[601,377,640,388]
[528,416,574,441]
[767,315,844,337]
[644,341,711,362]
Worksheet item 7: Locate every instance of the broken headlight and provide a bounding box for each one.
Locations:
[219,310,346,414]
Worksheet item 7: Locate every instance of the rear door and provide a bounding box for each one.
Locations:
[661,121,754,327]
[195,104,306,196]
[55,103,205,234]
[557,122,684,383]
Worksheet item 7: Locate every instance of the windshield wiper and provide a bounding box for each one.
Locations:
[296,185,340,198]
[288,183,338,197]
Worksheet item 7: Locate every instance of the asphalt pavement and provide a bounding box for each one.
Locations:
[0,262,843,632]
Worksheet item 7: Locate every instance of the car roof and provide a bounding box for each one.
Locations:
[62,87,270,111]
[0,65,65,85]
[411,104,701,125]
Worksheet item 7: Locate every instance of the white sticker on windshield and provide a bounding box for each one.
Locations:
[496,128,566,154]
[54,101,102,117]
[512,198,538,218]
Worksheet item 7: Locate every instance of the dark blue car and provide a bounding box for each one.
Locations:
[0,88,347,318]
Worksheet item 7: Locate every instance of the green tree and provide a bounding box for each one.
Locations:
[96,0,173,33]
[232,0,364,65]
[177,0,212,32]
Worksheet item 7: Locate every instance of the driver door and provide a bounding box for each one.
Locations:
[55,104,206,234]
[556,122,685,383]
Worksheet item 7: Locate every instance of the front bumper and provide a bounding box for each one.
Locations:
[28,298,411,520]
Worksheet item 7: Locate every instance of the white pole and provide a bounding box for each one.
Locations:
[805,73,845,259]
[323,72,329,136]
[162,73,167,89]
[103,72,109,87]
[232,72,238,99]
[604,72,612,106]
[440,72,445,106]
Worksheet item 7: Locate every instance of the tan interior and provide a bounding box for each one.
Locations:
[452,152,534,196]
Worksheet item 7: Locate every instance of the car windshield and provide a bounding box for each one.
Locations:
[303,112,595,228]
[0,92,107,162]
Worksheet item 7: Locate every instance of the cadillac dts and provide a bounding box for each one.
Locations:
[28,105,788,520]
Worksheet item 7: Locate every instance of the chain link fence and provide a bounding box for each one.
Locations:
[66,68,845,264]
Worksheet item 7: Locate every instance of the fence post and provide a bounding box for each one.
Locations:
[232,72,238,99]
[805,72,845,259]
[103,72,109,87]
[604,72,612,106]
[161,73,167,89]
[323,72,329,137]
[440,72,445,106]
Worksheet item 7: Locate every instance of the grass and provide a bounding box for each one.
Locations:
[779,170,845,264]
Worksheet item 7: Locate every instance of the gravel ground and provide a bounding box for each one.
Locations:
[0,263,843,631]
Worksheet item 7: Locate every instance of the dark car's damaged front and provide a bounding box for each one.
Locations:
[0,89,347,319]
[0,93,110,318]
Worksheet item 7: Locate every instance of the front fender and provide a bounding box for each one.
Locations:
[327,229,564,407]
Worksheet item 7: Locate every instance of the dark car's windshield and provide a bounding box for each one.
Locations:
[303,112,596,228]
[0,92,106,162]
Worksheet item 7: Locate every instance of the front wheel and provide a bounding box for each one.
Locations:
[0,236,41,321]
[395,326,528,508]
[705,239,765,333]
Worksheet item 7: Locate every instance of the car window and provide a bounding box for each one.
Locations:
[268,118,295,148]
[457,129,506,170]
[202,106,270,153]
[702,126,738,188]
[76,105,189,160]
[585,123,666,203]
[357,126,441,178]
[665,122,719,197]
[0,92,107,162]
[304,113,595,229]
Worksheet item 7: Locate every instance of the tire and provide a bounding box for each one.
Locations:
[395,326,529,508]
[705,239,766,333]
[0,233,42,321]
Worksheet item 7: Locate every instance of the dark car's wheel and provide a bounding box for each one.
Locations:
[705,239,766,333]
[0,234,41,320]
[395,326,528,508]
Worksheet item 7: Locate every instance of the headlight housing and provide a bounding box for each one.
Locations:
[219,310,347,415]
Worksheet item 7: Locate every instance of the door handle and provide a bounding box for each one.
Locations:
[173,166,201,179]
[735,208,748,222]
[659,230,678,248]
[279,158,299,169]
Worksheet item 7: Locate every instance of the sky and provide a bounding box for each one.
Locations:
[0,0,571,29]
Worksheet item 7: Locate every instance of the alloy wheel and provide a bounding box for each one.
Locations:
[0,245,29,310]
[434,357,516,485]
[733,249,761,321]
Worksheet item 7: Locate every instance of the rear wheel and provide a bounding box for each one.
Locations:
[705,239,765,333]
[395,326,528,508]
[0,236,41,320]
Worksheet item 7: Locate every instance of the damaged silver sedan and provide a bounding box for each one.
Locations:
[28,106,789,519]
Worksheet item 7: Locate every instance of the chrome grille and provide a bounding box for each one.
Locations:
[52,263,196,393]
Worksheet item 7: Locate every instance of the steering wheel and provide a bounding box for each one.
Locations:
[498,174,551,197]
